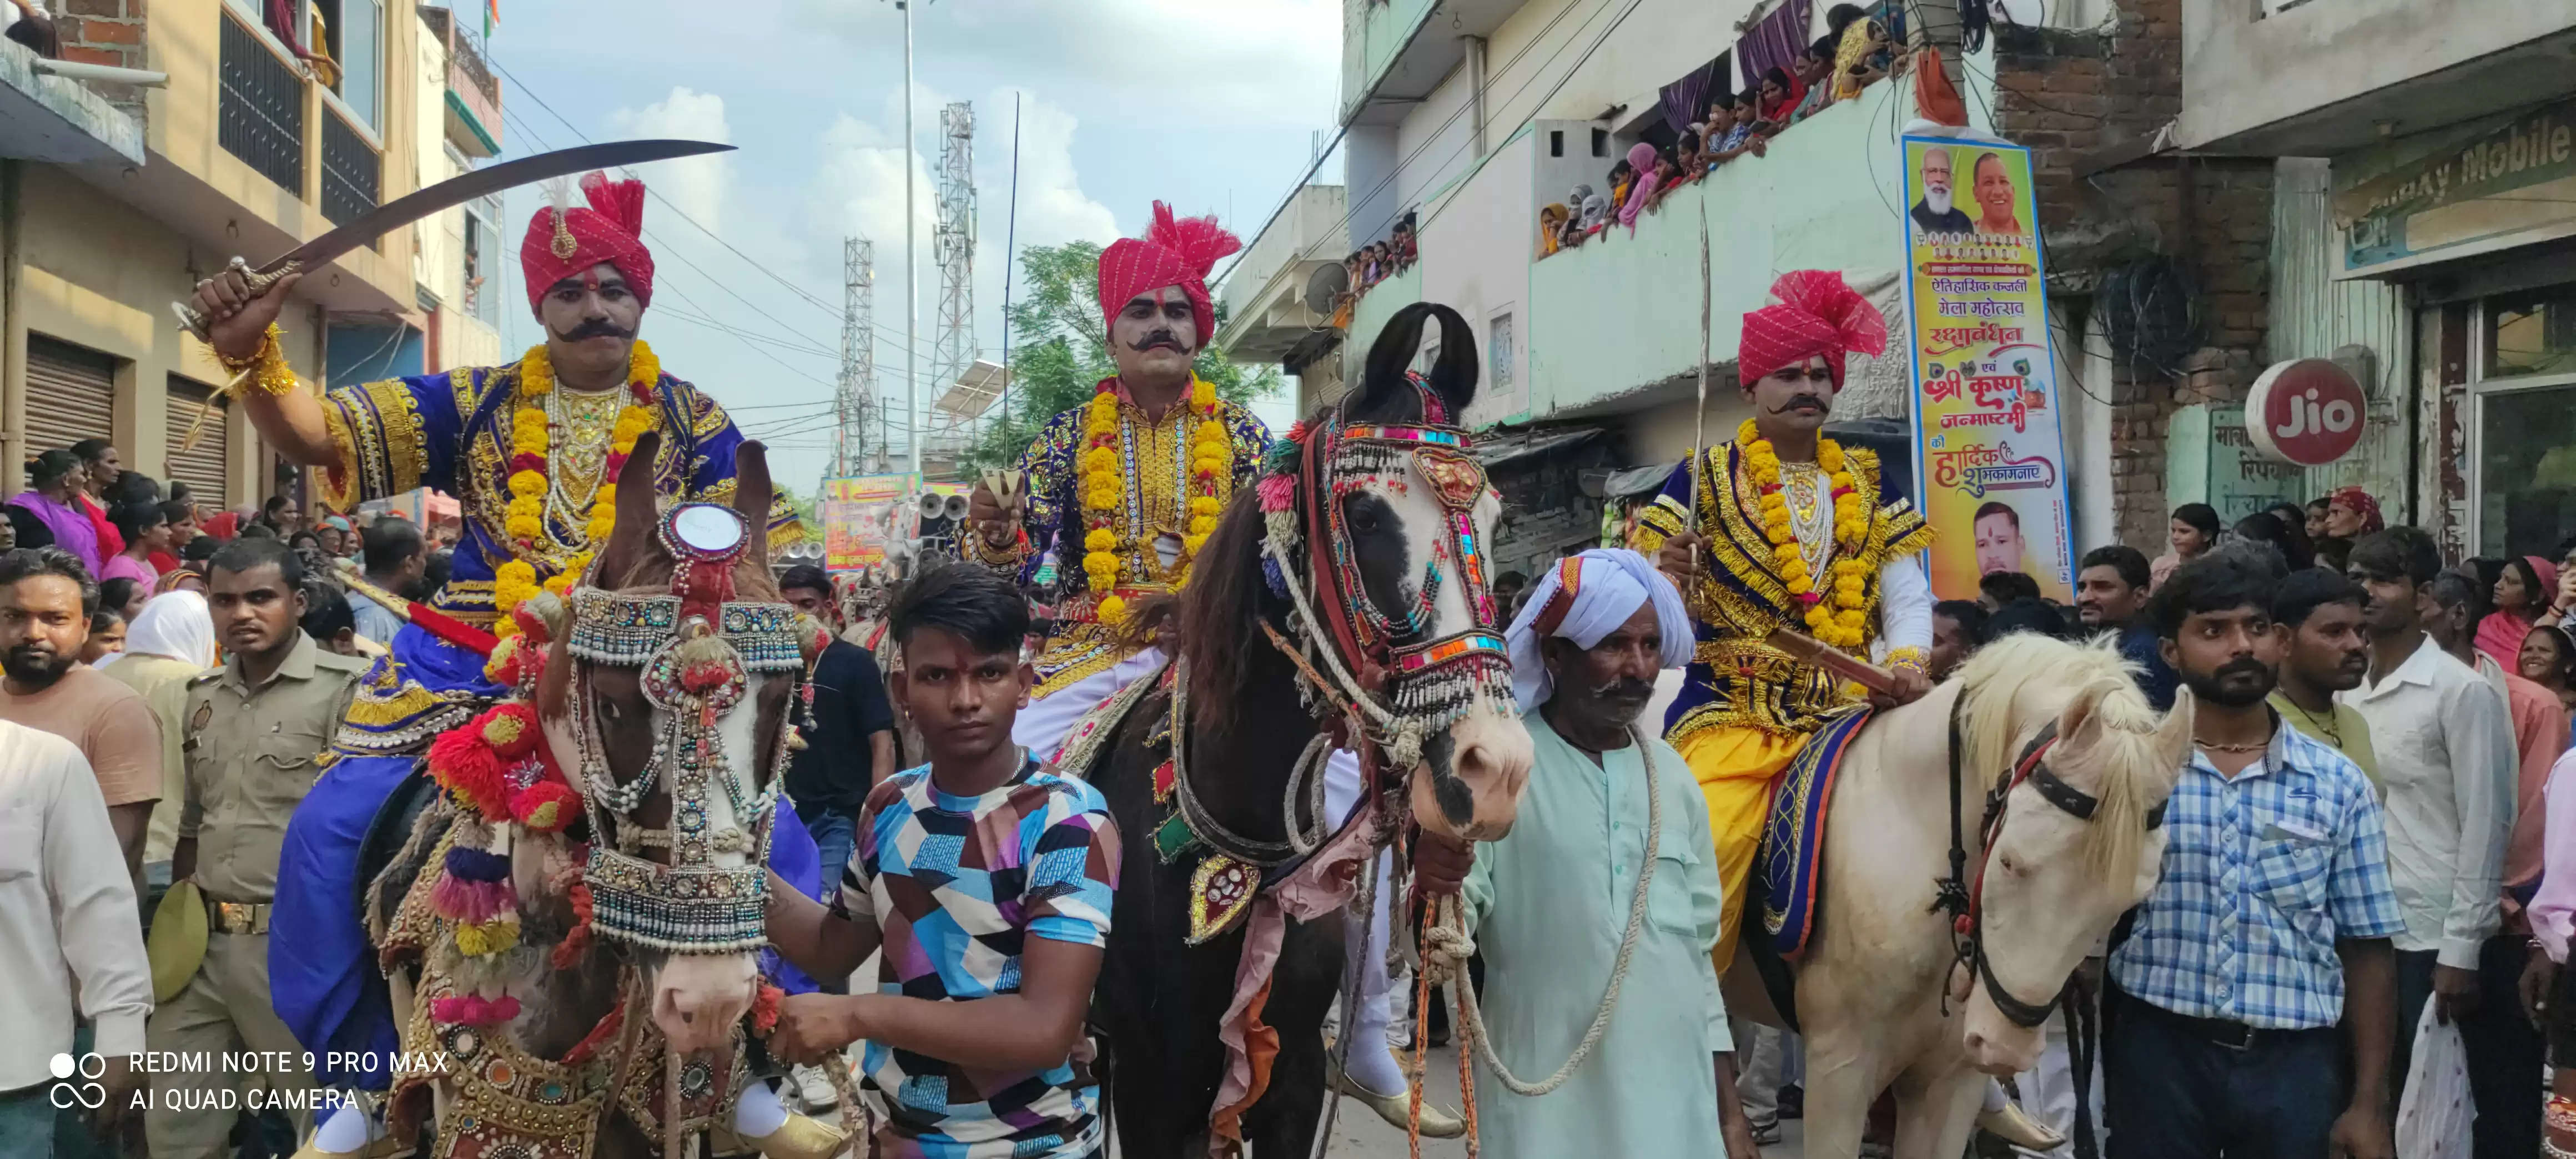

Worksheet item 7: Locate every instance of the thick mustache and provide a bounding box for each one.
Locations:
[2215,657,2270,681]
[1591,678,1654,700]
[553,319,636,342]
[1130,331,1185,352]
[1775,394,1830,412]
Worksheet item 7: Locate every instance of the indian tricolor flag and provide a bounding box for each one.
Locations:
[481,0,498,38]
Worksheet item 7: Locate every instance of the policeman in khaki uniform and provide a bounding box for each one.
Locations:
[149,539,368,1159]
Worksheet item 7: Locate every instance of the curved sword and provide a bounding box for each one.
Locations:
[172,138,736,338]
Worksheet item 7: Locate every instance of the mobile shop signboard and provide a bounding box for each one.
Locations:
[820,473,918,571]
[1896,135,2078,602]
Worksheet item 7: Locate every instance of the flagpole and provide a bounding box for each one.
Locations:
[1688,211,1711,540]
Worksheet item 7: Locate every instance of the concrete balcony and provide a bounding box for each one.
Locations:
[1525,87,1916,422]
[2176,0,2576,155]
[420,4,501,158]
[0,39,145,166]
[73,0,414,316]
[1215,184,1349,366]
[1342,0,1522,127]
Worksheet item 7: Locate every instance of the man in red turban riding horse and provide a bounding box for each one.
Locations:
[963,203,1463,1135]
[186,171,827,1159]
[1635,270,2059,1150]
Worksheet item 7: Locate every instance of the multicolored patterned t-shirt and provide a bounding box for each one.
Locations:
[840,759,1121,1158]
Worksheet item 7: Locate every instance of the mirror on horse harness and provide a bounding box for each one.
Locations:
[667,503,749,560]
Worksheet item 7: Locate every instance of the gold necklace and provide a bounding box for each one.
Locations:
[2193,733,2273,754]
[546,386,625,521]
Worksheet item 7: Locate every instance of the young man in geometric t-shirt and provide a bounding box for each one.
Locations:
[766,563,1120,1158]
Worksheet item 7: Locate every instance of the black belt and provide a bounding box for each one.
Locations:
[2121,992,2330,1052]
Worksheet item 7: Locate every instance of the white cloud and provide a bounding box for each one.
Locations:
[606,87,734,231]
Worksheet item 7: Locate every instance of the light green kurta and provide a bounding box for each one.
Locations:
[1461,708,1732,1158]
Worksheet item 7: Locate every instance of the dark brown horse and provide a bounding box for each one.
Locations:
[369,434,802,1159]
[1074,302,1533,1157]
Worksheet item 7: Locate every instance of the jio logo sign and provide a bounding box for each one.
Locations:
[2245,359,2367,466]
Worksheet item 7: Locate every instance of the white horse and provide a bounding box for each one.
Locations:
[1724,634,2194,1158]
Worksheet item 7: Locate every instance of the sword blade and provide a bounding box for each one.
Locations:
[255,138,734,276]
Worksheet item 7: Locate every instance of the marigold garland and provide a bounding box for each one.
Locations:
[1738,419,1870,651]
[1080,376,1230,627]
[494,341,662,637]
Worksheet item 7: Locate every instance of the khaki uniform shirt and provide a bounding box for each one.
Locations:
[179,633,367,903]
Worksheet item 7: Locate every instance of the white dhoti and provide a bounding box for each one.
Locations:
[1013,644,1407,1095]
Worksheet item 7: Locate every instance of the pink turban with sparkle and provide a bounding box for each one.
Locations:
[1738,270,1889,390]
[1095,202,1242,347]
[520,171,656,314]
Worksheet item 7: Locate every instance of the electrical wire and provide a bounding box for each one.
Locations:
[486,55,849,324]
[1214,0,1621,290]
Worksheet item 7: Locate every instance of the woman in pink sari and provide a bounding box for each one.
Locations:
[1616,141,1662,234]
[2482,555,2559,670]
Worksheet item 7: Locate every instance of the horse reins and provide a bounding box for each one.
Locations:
[1934,694,2169,1027]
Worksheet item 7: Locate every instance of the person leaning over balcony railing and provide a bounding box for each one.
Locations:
[1705,93,1768,167]
[3,0,59,58]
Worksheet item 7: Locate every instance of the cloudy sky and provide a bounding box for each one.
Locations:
[474,0,1340,493]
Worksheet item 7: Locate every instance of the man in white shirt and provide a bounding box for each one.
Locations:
[2342,527,2520,1147]
[0,717,149,1156]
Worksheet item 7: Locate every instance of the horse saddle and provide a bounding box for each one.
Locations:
[1745,706,1875,1031]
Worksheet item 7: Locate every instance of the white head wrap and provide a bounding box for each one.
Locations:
[1505,548,1694,712]
[115,590,218,669]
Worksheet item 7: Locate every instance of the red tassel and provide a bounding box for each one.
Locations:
[427,728,511,818]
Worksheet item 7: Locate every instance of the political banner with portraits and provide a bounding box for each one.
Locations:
[820,473,918,571]
[1896,135,2076,602]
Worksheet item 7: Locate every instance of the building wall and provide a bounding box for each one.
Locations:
[1995,0,2277,552]
[2268,157,2413,515]
[14,164,280,498]
[2175,0,2576,151]
[1525,83,1915,420]
[1420,130,1534,426]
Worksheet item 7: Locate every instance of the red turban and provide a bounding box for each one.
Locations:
[1738,270,1888,390]
[520,171,656,315]
[1095,202,1241,347]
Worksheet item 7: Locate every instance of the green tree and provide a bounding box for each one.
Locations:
[960,241,1281,474]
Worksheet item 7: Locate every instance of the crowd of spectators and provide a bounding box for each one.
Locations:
[1,440,461,668]
[1332,211,1420,325]
[1538,3,1903,258]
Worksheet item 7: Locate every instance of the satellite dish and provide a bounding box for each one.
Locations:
[1304,262,1350,315]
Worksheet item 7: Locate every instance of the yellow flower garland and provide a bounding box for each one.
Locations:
[1738,418,1870,651]
[492,342,662,638]
[1080,376,1229,627]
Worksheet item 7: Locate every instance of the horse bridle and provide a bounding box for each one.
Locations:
[1933,696,2169,1027]
[562,502,804,954]
[1166,381,1516,868]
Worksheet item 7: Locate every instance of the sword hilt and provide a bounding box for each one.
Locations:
[170,259,301,342]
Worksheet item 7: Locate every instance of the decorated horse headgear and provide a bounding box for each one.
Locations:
[1256,375,1512,764]
[565,502,804,954]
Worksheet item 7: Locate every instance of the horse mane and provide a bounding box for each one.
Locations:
[1176,482,1278,740]
[1953,632,2164,876]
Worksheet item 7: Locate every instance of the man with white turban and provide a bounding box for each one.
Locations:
[1418,549,1761,1158]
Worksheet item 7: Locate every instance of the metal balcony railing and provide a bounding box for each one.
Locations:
[320,107,379,226]
[218,11,304,194]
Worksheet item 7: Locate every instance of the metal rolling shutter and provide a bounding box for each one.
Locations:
[166,377,230,509]
[24,336,116,462]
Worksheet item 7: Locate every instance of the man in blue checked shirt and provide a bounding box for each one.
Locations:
[2105,555,2403,1159]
